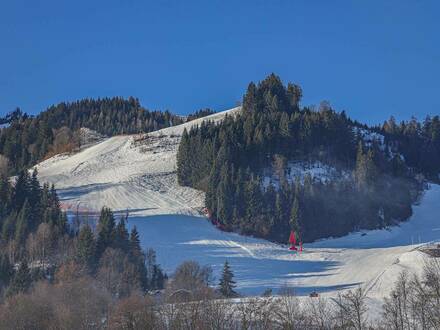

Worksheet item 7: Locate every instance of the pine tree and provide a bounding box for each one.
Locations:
[243,82,258,113]
[7,260,31,296]
[2,212,16,241]
[28,169,42,230]
[114,216,130,252]
[355,141,366,190]
[286,82,302,111]
[49,184,60,209]
[355,142,377,191]
[15,199,31,243]
[129,226,143,260]
[218,261,237,297]
[12,170,30,210]
[145,248,165,290]
[76,225,96,270]
[128,226,149,291]
[290,196,301,234]
[0,174,11,220]
[0,254,13,289]
[177,128,191,186]
[245,177,262,221]
[96,207,116,257]
[217,163,233,226]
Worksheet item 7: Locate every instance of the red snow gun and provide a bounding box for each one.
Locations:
[289,231,297,251]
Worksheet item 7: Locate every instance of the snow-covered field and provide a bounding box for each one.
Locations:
[34,106,440,309]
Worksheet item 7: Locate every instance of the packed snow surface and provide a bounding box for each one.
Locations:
[35,107,241,216]
[125,184,439,300]
[35,106,440,305]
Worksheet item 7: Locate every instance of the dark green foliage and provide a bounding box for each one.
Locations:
[6,261,31,296]
[0,97,184,174]
[0,175,11,222]
[177,74,422,243]
[0,255,13,289]
[14,199,31,243]
[145,248,166,291]
[355,142,378,191]
[0,170,69,295]
[218,261,237,298]
[186,108,216,122]
[176,129,192,186]
[72,217,165,293]
[290,196,301,234]
[76,225,96,271]
[96,207,116,258]
[129,226,142,260]
[127,226,165,291]
[12,170,31,211]
[114,215,130,253]
[382,115,440,179]
[0,169,165,298]
[0,171,66,244]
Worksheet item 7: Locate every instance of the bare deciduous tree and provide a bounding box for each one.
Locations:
[166,260,214,302]
[273,287,307,329]
[109,294,157,330]
[334,287,367,330]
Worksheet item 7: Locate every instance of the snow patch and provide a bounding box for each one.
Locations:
[263,161,351,188]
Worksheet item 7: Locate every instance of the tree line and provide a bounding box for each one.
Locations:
[0,168,166,299]
[177,74,425,243]
[186,108,217,122]
[0,97,184,174]
[382,115,440,179]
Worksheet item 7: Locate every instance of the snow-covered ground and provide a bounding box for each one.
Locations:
[34,106,440,310]
[124,183,439,300]
[263,160,351,188]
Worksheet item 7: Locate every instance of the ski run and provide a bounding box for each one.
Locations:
[35,106,440,312]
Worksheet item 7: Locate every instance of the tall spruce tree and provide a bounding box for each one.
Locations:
[0,174,11,220]
[290,196,301,234]
[177,128,191,186]
[128,226,150,291]
[76,225,96,270]
[129,226,143,260]
[218,261,237,297]
[0,254,13,289]
[15,199,31,243]
[96,207,116,257]
[12,170,30,210]
[114,216,130,253]
[28,169,42,230]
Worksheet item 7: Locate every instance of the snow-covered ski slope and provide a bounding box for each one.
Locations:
[35,107,241,216]
[35,105,440,301]
[127,184,439,299]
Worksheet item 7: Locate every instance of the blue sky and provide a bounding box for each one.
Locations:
[1,0,439,124]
